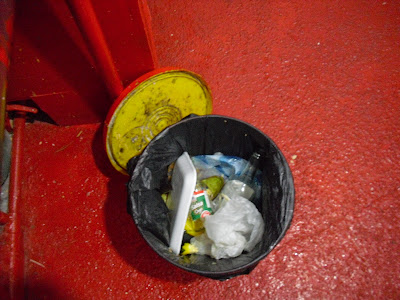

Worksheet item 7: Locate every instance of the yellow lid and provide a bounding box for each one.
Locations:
[105,69,212,174]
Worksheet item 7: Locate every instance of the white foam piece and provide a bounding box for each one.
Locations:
[169,152,197,255]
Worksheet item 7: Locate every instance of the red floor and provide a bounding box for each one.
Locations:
[3,0,400,298]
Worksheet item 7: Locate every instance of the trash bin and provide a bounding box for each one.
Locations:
[127,115,295,280]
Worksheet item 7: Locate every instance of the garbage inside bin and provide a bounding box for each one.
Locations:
[164,152,261,239]
[184,193,265,259]
[168,152,197,255]
[166,151,264,258]
[166,151,263,257]
[211,151,262,212]
[127,115,295,280]
[183,174,224,236]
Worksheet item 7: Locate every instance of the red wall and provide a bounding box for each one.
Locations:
[7,0,156,125]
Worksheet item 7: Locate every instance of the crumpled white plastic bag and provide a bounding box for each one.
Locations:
[190,194,264,259]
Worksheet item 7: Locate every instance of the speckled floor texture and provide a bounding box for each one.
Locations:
[8,0,400,298]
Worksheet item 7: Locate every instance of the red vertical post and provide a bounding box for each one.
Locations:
[6,105,37,300]
[8,114,26,300]
[66,0,124,100]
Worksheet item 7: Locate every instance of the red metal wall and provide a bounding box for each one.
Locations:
[6,0,156,125]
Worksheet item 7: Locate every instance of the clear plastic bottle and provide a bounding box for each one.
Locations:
[212,152,261,211]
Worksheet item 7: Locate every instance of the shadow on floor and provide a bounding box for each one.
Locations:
[0,273,71,300]
[91,126,199,283]
[25,282,71,300]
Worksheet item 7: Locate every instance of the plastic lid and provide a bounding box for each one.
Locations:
[104,68,212,174]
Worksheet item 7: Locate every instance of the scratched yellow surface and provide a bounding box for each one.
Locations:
[106,70,212,174]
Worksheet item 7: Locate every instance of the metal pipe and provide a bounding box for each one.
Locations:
[0,0,15,202]
[0,81,7,188]
[8,114,26,300]
[66,0,124,100]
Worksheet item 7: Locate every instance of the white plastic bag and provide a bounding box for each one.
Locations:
[190,194,264,259]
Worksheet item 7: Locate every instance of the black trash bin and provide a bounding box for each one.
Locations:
[127,115,295,280]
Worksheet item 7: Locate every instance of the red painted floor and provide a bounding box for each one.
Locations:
[3,0,400,298]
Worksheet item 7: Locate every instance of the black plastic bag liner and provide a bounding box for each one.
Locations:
[127,115,295,280]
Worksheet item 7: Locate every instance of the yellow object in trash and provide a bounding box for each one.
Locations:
[200,176,224,200]
[105,69,212,174]
[181,243,199,256]
[185,218,206,236]
[184,176,224,236]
